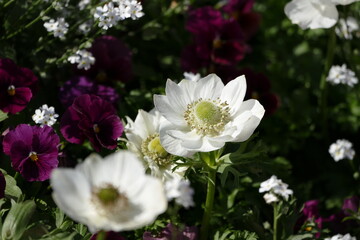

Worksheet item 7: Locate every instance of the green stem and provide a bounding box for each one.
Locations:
[3,3,53,40]
[96,231,106,240]
[200,169,216,240]
[319,27,336,138]
[3,0,16,8]
[273,202,278,240]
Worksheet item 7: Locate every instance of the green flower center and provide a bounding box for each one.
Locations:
[184,98,230,136]
[141,133,172,168]
[194,101,222,125]
[147,137,168,158]
[97,186,120,205]
[92,184,129,218]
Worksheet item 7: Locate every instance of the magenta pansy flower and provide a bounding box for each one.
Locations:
[2,124,60,181]
[59,76,120,107]
[60,94,123,152]
[181,6,248,72]
[143,223,198,240]
[77,36,132,84]
[221,0,261,40]
[0,58,38,114]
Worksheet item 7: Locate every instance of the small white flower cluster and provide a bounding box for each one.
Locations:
[165,177,195,209]
[67,50,95,70]
[336,17,360,40]
[329,139,355,162]
[43,18,69,39]
[259,175,293,204]
[78,0,91,10]
[32,104,59,127]
[327,64,358,87]
[325,233,357,240]
[184,72,201,82]
[94,0,144,30]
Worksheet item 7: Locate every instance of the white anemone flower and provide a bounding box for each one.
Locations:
[125,110,187,181]
[50,151,167,233]
[284,0,360,30]
[154,74,265,157]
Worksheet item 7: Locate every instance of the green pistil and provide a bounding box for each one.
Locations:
[147,136,168,158]
[97,186,119,205]
[195,101,222,125]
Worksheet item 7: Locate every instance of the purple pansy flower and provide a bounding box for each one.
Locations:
[181,7,248,72]
[143,223,198,240]
[76,36,132,84]
[2,124,60,181]
[221,0,260,40]
[59,76,120,107]
[0,58,38,114]
[60,94,123,152]
[90,231,126,240]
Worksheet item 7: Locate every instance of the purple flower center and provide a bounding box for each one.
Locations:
[7,85,16,96]
[93,124,100,133]
[29,151,39,162]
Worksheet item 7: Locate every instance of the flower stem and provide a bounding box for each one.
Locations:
[273,202,278,240]
[200,168,216,240]
[3,3,54,40]
[319,27,336,137]
[96,231,106,240]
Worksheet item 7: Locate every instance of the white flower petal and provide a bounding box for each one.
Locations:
[220,75,247,116]
[331,0,360,5]
[231,100,265,142]
[284,0,338,29]
[195,74,224,100]
[154,95,187,126]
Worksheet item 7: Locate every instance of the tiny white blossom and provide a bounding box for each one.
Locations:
[327,64,358,87]
[329,139,355,161]
[259,175,281,193]
[94,0,144,30]
[67,49,95,70]
[32,104,59,127]
[336,17,359,39]
[165,177,195,209]
[263,193,279,204]
[325,233,357,240]
[259,175,293,204]
[184,72,201,82]
[78,0,91,10]
[44,18,69,39]
[78,21,92,34]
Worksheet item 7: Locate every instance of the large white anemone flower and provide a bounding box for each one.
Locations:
[154,74,265,157]
[125,110,187,181]
[50,151,167,233]
[284,0,360,30]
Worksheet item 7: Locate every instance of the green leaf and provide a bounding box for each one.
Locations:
[38,232,77,240]
[1,200,36,240]
[0,169,22,200]
[287,233,313,240]
[0,110,8,122]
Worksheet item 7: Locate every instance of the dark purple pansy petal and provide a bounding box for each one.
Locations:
[96,115,123,150]
[60,106,86,144]
[59,76,119,107]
